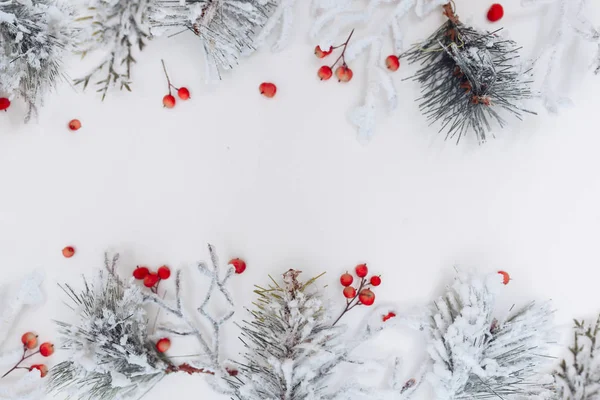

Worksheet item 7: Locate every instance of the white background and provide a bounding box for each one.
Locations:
[1,0,600,398]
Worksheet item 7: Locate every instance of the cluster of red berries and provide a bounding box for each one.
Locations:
[1,333,54,379]
[161,60,190,109]
[133,265,171,293]
[0,97,10,111]
[315,30,355,83]
[340,263,380,306]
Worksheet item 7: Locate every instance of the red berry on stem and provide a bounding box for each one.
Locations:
[229,258,247,274]
[370,275,381,286]
[0,97,10,111]
[259,82,277,98]
[156,338,171,353]
[62,246,75,258]
[39,342,54,357]
[340,273,353,287]
[498,270,510,285]
[358,289,375,306]
[314,45,333,58]
[21,332,38,349]
[68,119,82,131]
[318,66,333,81]
[177,87,190,100]
[355,263,368,278]
[29,364,48,378]
[157,265,171,280]
[163,94,176,108]
[382,312,396,322]
[133,267,150,280]
[144,273,159,288]
[385,55,400,71]
[487,3,504,22]
[335,65,353,82]
[343,286,356,299]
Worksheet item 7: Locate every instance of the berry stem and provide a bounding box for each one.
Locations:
[332,277,370,326]
[330,29,355,68]
[1,348,37,379]
[161,60,176,94]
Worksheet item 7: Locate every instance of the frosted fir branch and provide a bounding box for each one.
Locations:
[523,0,600,113]
[254,0,296,52]
[74,0,152,100]
[554,313,600,399]
[0,0,77,121]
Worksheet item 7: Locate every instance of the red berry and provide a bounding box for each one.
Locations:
[355,263,368,278]
[314,45,333,58]
[156,338,171,353]
[340,273,353,287]
[382,312,396,322]
[157,265,171,280]
[0,97,10,111]
[62,246,75,258]
[343,286,356,299]
[385,55,400,71]
[21,332,38,349]
[370,276,381,286]
[318,66,333,81]
[229,258,247,274]
[335,65,353,82]
[144,273,159,288]
[177,87,190,100]
[29,364,48,378]
[498,270,510,285]
[487,3,504,22]
[68,119,82,131]
[133,267,150,280]
[259,82,277,98]
[226,367,239,376]
[163,94,176,108]
[358,289,375,306]
[39,342,54,357]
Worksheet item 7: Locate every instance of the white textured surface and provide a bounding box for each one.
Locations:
[1,0,600,398]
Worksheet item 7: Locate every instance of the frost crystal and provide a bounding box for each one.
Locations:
[0,0,76,121]
[425,272,556,399]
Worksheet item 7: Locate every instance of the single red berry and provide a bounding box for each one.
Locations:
[229,258,247,274]
[355,263,368,278]
[487,3,504,22]
[68,119,82,131]
[382,312,396,322]
[335,65,353,82]
[314,45,333,58]
[340,273,353,287]
[343,286,356,299]
[498,270,510,285]
[226,367,239,376]
[358,289,375,306]
[62,246,75,258]
[163,94,176,108]
[259,82,277,98]
[133,267,150,280]
[143,273,159,288]
[0,97,10,111]
[21,332,38,349]
[156,338,171,353]
[318,66,333,81]
[157,265,171,280]
[177,87,190,100]
[39,342,54,357]
[385,55,400,71]
[29,364,48,378]
[370,275,381,286]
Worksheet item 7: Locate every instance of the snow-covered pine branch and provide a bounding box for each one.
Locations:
[49,245,239,400]
[554,313,600,399]
[523,0,600,113]
[150,0,274,82]
[309,0,447,143]
[425,272,556,399]
[74,0,152,100]
[0,0,76,121]
[0,273,46,400]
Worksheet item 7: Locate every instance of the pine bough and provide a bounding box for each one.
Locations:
[0,0,76,121]
[425,272,556,399]
[555,314,600,399]
[49,244,237,400]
